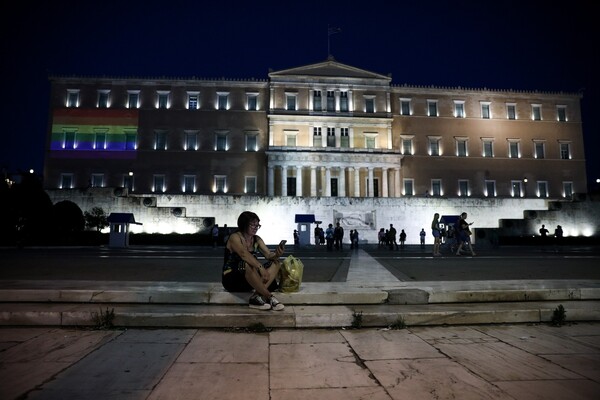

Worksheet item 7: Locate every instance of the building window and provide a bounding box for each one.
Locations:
[365,134,376,149]
[187,92,199,110]
[286,93,297,111]
[365,96,375,113]
[127,91,140,109]
[245,176,257,194]
[532,104,542,121]
[340,127,349,148]
[485,180,496,197]
[508,140,520,158]
[403,179,414,196]
[313,90,322,111]
[340,91,349,112]
[482,139,494,157]
[537,181,548,198]
[534,141,545,159]
[63,131,76,149]
[285,130,297,146]
[244,133,258,152]
[185,132,198,151]
[91,173,104,187]
[507,103,516,120]
[431,179,442,196]
[66,90,79,107]
[557,105,567,122]
[511,180,523,197]
[402,138,412,155]
[94,131,107,150]
[427,100,438,117]
[429,138,440,156]
[327,127,335,147]
[214,176,227,193]
[125,131,137,150]
[183,175,196,193]
[60,173,74,189]
[313,127,322,147]
[154,131,167,150]
[97,90,110,108]
[458,180,469,197]
[247,93,258,111]
[454,101,465,118]
[456,139,468,157]
[400,98,411,116]
[215,134,228,151]
[217,92,229,110]
[157,91,169,109]
[327,91,335,111]
[559,142,571,160]
[153,175,166,192]
[481,102,491,119]
[563,182,573,199]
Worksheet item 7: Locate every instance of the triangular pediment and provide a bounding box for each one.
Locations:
[269,57,391,82]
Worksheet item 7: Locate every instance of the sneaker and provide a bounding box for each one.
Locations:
[269,295,285,311]
[249,293,271,310]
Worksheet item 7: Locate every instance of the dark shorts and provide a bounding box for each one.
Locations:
[222,260,276,293]
[432,230,440,238]
[458,231,470,243]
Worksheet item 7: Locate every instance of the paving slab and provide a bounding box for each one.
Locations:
[24,329,187,400]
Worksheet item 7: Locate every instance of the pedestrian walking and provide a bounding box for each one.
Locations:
[539,224,549,249]
[334,222,344,250]
[455,212,476,256]
[420,228,426,248]
[431,213,442,256]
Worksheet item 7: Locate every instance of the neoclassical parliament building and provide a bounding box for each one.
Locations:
[44,58,587,202]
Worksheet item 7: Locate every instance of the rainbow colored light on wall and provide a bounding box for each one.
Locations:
[50,109,139,158]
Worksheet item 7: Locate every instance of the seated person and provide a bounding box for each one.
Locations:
[222,211,285,311]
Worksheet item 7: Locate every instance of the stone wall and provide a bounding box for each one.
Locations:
[47,188,600,245]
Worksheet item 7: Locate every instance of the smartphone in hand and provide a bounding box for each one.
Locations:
[279,240,287,248]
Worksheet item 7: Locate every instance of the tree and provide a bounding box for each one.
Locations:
[84,207,109,232]
[52,200,85,233]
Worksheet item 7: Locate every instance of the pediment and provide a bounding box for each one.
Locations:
[269,57,391,82]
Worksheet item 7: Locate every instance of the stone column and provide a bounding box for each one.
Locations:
[382,167,389,197]
[354,167,360,197]
[339,166,346,197]
[268,165,274,196]
[325,167,331,196]
[281,166,288,196]
[310,166,317,197]
[394,167,401,197]
[296,166,302,196]
[368,167,374,197]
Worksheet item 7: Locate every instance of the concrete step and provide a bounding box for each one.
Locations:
[1,280,599,305]
[1,300,598,328]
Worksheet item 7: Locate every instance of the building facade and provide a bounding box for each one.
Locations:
[45,58,586,202]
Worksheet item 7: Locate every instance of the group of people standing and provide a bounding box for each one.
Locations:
[378,224,407,250]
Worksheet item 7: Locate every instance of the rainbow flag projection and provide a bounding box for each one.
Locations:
[50,108,139,158]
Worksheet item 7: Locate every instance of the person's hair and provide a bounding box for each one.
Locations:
[237,211,259,231]
[461,212,467,217]
[434,213,439,218]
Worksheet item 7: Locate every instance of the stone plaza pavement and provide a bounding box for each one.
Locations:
[1,323,599,400]
[1,244,599,399]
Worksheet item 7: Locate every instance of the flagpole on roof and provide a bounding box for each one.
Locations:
[327,25,341,58]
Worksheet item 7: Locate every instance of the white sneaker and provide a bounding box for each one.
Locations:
[269,295,285,311]
[249,293,271,310]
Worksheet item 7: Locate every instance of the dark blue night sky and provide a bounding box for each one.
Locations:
[3,0,598,188]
